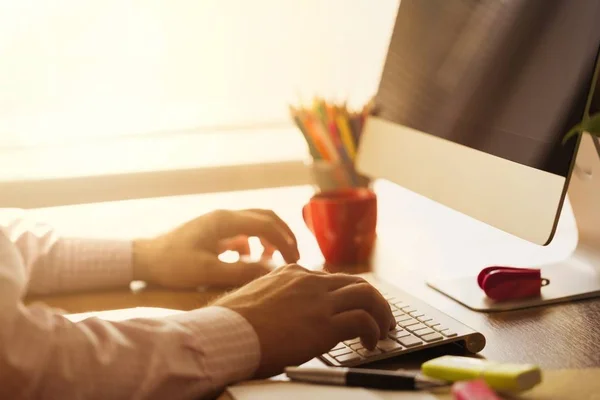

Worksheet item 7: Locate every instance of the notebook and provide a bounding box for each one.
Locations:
[227,381,437,400]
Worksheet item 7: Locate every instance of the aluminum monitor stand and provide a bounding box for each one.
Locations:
[427,133,600,311]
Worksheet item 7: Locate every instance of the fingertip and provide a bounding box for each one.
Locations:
[283,248,300,264]
[362,337,378,351]
[366,327,381,350]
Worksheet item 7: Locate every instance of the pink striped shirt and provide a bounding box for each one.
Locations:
[0,209,260,399]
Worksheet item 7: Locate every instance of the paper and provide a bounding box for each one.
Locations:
[227,381,438,400]
[228,382,378,400]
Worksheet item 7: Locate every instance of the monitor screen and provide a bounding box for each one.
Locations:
[375,0,600,177]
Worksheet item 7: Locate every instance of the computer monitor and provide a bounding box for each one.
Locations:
[356,0,600,311]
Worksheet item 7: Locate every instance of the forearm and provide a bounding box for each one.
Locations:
[26,237,132,295]
[0,209,133,295]
[1,305,260,400]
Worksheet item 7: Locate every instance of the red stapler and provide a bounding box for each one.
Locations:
[477,266,550,302]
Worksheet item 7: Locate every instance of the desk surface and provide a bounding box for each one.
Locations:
[27,182,600,369]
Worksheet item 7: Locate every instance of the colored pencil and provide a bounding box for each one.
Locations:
[288,97,373,187]
[303,114,334,161]
[335,107,357,159]
[349,112,362,147]
[311,112,340,162]
[325,106,357,186]
[290,106,321,160]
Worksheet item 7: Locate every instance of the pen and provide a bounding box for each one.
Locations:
[284,367,448,391]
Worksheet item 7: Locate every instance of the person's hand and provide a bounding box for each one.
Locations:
[132,209,299,289]
[213,264,396,378]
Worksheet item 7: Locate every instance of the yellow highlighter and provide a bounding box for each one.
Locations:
[421,356,542,393]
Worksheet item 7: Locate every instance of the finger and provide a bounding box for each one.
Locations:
[215,211,299,263]
[330,283,395,340]
[275,263,329,276]
[331,310,381,350]
[260,238,276,259]
[244,209,298,246]
[218,236,250,255]
[219,236,251,255]
[199,253,274,287]
[321,273,369,291]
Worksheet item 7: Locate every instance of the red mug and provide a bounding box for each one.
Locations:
[302,188,377,266]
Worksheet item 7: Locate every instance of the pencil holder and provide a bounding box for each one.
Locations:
[308,160,371,192]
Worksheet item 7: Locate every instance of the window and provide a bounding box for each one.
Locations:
[0,1,398,206]
[0,0,398,148]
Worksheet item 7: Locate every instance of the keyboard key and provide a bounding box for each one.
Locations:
[424,320,439,327]
[416,316,433,323]
[398,335,423,347]
[393,301,408,308]
[377,338,403,352]
[389,329,411,339]
[322,353,338,365]
[400,306,417,313]
[350,342,364,350]
[408,311,424,318]
[398,318,420,328]
[383,294,396,301]
[406,323,427,332]
[421,332,444,342]
[357,348,382,358]
[336,353,362,363]
[329,348,353,357]
[392,310,405,317]
[441,330,458,337]
[412,327,435,336]
[396,314,413,322]
[331,343,346,351]
[344,337,361,345]
[432,325,446,332]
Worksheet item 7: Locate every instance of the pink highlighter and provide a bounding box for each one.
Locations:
[452,379,501,400]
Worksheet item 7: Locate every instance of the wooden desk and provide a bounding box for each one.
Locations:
[27,183,600,372]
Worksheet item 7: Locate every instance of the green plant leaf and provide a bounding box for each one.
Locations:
[563,112,600,144]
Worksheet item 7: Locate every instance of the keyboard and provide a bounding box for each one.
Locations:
[319,277,486,367]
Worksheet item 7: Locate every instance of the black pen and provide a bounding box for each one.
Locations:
[284,367,448,391]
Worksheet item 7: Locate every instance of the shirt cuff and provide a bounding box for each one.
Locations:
[167,306,261,391]
[27,237,133,294]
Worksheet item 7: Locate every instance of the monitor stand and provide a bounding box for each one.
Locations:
[427,133,600,311]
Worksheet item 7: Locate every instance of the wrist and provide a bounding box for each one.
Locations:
[167,306,261,387]
[132,238,155,282]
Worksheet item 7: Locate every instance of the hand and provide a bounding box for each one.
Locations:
[213,264,396,378]
[133,209,299,289]
[218,235,278,260]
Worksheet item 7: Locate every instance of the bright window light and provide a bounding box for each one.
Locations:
[0,0,398,148]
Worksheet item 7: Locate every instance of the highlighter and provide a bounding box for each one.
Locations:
[421,356,541,393]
